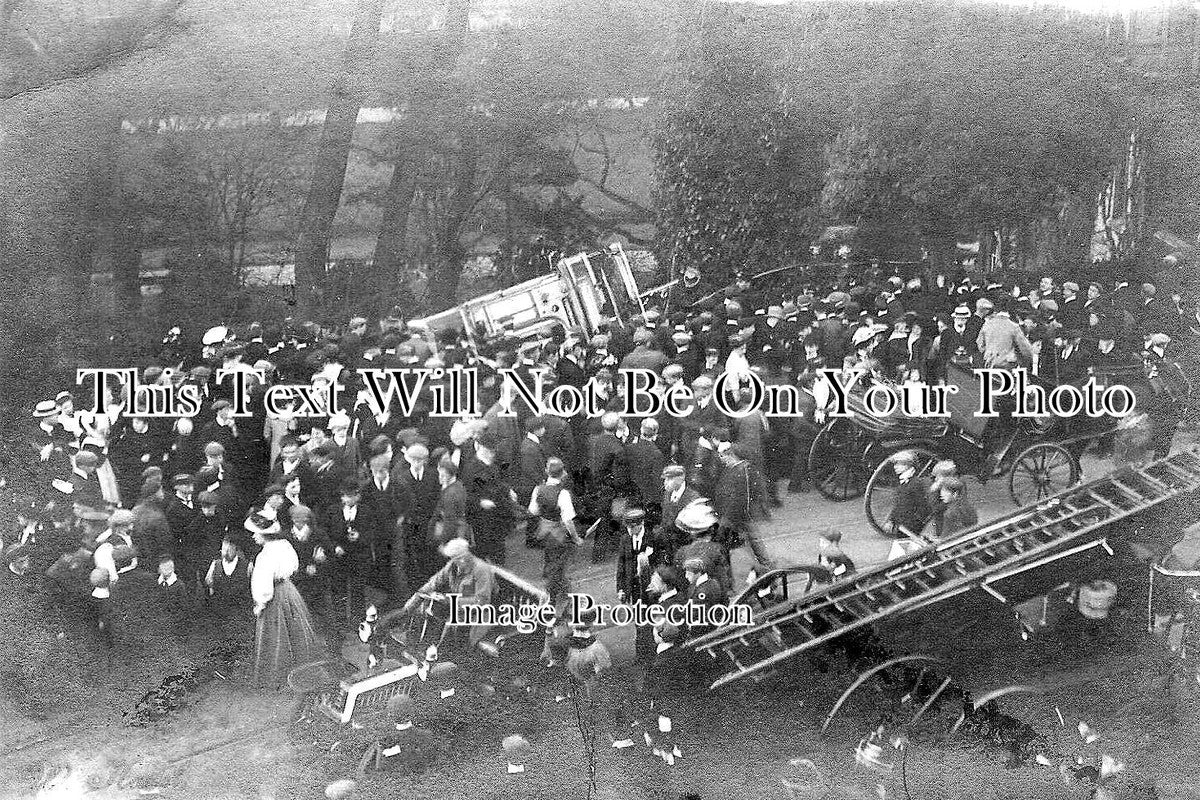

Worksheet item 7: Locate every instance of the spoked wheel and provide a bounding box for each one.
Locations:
[1007,442,1080,504]
[809,419,874,501]
[864,447,940,535]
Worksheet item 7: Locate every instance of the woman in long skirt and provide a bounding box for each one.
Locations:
[249,510,319,688]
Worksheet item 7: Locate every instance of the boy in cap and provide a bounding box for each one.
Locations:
[885,450,933,559]
[195,490,228,561]
[156,554,193,631]
[683,556,727,638]
[933,477,978,539]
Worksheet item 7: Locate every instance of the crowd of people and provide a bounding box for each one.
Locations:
[4,262,1197,754]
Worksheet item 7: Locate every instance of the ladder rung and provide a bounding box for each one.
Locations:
[1131,469,1170,495]
[1088,489,1126,512]
[1109,478,1149,504]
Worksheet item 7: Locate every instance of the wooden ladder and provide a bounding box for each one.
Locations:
[690,448,1200,690]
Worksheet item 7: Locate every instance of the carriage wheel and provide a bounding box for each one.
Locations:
[809,420,873,501]
[864,448,940,535]
[1007,442,1079,505]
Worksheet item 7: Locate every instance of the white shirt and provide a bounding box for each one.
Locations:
[251,538,300,606]
[670,485,686,504]
[343,505,358,523]
[158,573,178,587]
[528,478,576,522]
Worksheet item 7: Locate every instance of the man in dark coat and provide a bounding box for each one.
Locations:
[624,418,665,523]
[432,457,468,545]
[164,473,202,580]
[394,443,441,586]
[110,417,166,502]
[615,508,659,666]
[361,453,413,601]
[657,465,699,564]
[465,432,516,565]
[586,413,629,562]
[325,478,378,623]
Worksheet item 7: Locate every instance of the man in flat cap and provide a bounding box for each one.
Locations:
[616,507,659,665]
[200,399,240,457]
[657,465,698,565]
[397,537,495,650]
[165,473,202,581]
[395,442,441,587]
[933,477,978,539]
[515,416,549,548]
[325,477,377,623]
[94,509,138,590]
[362,451,412,600]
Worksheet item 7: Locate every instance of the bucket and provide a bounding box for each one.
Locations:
[1077,580,1118,619]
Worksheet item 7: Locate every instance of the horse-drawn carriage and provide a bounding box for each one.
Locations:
[808,365,1121,533]
[288,565,550,727]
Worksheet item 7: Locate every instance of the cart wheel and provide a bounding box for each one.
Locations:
[809,420,873,501]
[1007,442,1079,505]
[864,448,940,535]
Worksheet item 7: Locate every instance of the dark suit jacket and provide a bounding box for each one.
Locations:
[624,437,665,506]
[361,477,413,530]
[556,357,589,390]
[515,436,547,502]
[394,465,441,532]
[713,458,752,533]
[323,503,378,566]
[616,529,666,602]
[164,496,201,565]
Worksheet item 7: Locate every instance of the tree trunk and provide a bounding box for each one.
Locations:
[370,0,472,304]
[425,142,480,305]
[293,0,385,314]
[371,158,415,290]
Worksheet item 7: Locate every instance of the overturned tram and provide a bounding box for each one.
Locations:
[408,243,663,356]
